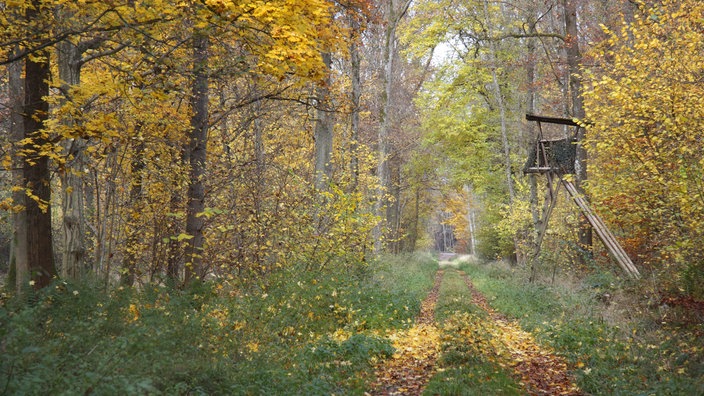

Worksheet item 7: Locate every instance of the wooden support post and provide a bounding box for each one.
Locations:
[529,172,561,282]
[561,179,641,279]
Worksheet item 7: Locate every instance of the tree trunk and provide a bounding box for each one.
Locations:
[374,0,406,252]
[184,31,209,284]
[407,185,420,252]
[483,0,519,262]
[469,205,477,256]
[525,19,541,264]
[563,0,592,257]
[166,180,183,283]
[22,4,56,289]
[58,39,88,279]
[121,134,144,286]
[385,159,402,253]
[98,147,120,284]
[483,1,514,202]
[349,31,361,191]
[314,52,333,191]
[253,93,265,177]
[464,185,477,256]
[8,50,28,293]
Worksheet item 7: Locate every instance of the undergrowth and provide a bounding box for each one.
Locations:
[0,253,437,395]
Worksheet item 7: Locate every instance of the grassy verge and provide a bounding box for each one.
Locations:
[434,269,485,322]
[424,270,522,395]
[0,253,438,395]
[459,259,704,395]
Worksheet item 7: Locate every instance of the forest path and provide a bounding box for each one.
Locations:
[366,270,444,395]
[458,270,582,395]
[367,265,581,395]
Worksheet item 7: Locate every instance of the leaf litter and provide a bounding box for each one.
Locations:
[459,271,582,395]
[367,268,582,395]
[367,270,445,395]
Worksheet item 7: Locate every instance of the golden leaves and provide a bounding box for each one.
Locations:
[371,322,442,394]
[369,271,444,394]
[583,0,704,272]
[127,303,140,322]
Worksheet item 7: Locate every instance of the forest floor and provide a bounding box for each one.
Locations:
[2,253,703,395]
[367,263,580,395]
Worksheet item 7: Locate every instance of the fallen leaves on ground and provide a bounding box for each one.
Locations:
[368,268,582,395]
[460,271,582,395]
[367,271,444,395]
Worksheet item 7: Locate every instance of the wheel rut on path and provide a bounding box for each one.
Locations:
[367,268,581,395]
[458,270,582,396]
[367,270,444,395]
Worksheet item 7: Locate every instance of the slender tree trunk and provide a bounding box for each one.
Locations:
[166,178,183,283]
[184,32,209,284]
[23,4,56,289]
[387,159,402,253]
[98,147,119,284]
[349,31,361,191]
[483,0,519,263]
[253,97,265,177]
[563,0,592,257]
[8,50,28,293]
[84,164,97,273]
[121,133,144,286]
[314,53,334,191]
[464,185,476,256]
[469,206,477,256]
[525,21,541,262]
[406,186,420,252]
[483,1,514,203]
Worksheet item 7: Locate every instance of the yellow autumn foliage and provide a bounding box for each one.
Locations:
[583,0,704,293]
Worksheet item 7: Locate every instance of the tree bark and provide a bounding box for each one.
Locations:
[314,52,333,190]
[166,176,184,283]
[464,185,477,256]
[387,159,401,253]
[563,0,592,257]
[22,3,57,289]
[483,0,520,263]
[525,17,541,265]
[58,38,88,279]
[407,185,420,252]
[349,31,361,191]
[184,31,209,284]
[8,50,28,293]
[374,0,410,252]
[483,1,514,203]
[121,131,144,286]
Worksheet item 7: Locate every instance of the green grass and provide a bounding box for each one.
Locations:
[0,253,438,395]
[424,365,521,396]
[434,269,485,322]
[459,260,704,395]
[10,254,701,395]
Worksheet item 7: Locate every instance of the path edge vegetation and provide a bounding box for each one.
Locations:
[0,254,440,395]
[457,257,704,395]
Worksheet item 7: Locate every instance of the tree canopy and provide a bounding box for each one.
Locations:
[0,0,702,298]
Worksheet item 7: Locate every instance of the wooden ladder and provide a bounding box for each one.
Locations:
[561,179,641,279]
